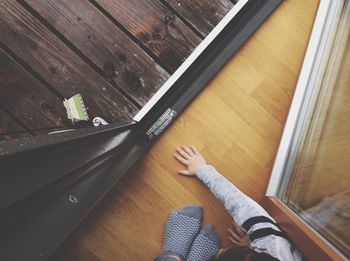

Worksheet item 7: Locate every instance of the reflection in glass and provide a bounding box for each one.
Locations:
[279,4,350,257]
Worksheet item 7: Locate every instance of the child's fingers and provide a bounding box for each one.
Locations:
[190,146,199,155]
[176,146,191,159]
[232,221,245,237]
[182,145,194,156]
[178,170,191,176]
[229,236,239,245]
[174,153,188,165]
[228,228,241,241]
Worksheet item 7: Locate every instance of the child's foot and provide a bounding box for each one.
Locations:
[187,224,221,261]
[162,206,203,260]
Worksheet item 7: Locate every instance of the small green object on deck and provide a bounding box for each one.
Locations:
[63,94,89,123]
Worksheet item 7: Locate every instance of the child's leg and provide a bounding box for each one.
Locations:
[187,224,220,261]
[160,206,203,260]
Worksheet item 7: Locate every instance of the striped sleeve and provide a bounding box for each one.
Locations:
[196,165,277,231]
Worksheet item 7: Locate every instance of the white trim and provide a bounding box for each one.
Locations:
[133,0,249,122]
[266,0,339,196]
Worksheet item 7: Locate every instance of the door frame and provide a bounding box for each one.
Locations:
[265,0,349,259]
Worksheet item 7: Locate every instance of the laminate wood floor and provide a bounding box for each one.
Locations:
[51,0,320,260]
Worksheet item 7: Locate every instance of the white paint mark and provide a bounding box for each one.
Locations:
[140,77,145,87]
[69,194,78,204]
[93,117,109,126]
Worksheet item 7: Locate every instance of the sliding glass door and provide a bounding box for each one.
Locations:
[268,0,350,258]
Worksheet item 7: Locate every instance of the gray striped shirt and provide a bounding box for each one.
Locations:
[197,165,302,261]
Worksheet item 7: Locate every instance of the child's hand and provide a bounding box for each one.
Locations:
[228,221,251,247]
[174,145,207,176]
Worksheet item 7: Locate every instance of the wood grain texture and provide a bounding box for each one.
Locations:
[25,0,170,106]
[0,1,138,124]
[0,48,68,132]
[94,0,202,72]
[50,0,320,260]
[0,109,29,141]
[163,0,234,37]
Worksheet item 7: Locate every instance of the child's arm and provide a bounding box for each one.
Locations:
[197,165,273,226]
[175,146,300,261]
[174,146,277,231]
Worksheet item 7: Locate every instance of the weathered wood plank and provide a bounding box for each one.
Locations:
[25,0,170,106]
[94,0,202,72]
[0,48,69,133]
[0,109,30,141]
[163,0,234,37]
[0,1,138,124]
[0,111,25,134]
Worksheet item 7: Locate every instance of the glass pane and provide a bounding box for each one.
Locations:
[279,4,350,257]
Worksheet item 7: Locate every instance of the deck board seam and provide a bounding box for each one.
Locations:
[88,0,173,74]
[0,105,34,136]
[0,40,64,101]
[18,0,143,110]
[159,0,206,39]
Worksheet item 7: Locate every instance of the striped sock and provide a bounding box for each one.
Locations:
[162,206,203,260]
[187,225,221,261]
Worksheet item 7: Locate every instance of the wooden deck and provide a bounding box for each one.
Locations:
[0,0,235,141]
[48,0,320,260]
